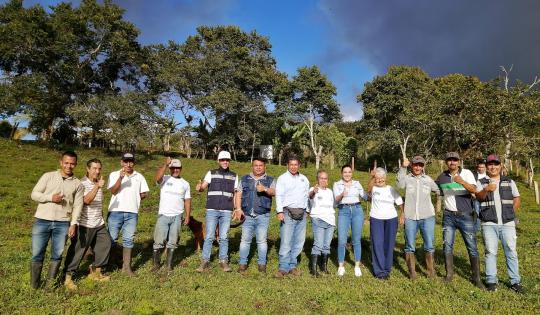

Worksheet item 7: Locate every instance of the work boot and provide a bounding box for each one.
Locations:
[289,267,302,277]
[405,253,417,280]
[88,265,110,282]
[425,252,435,278]
[121,248,136,277]
[469,255,486,290]
[30,262,43,289]
[195,260,209,273]
[219,260,232,272]
[274,270,288,279]
[309,255,319,277]
[258,264,266,273]
[151,249,162,272]
[64,273,78,291]
[238,264,247,274]
[44,260,61,290]
[165,248,174,272]
[444,253,454,283]
[320,254,329,274]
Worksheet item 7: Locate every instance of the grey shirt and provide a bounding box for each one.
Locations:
[476,177,519,226]
[396,167,440,220]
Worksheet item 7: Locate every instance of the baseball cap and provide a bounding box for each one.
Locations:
[169,159,182,168]
[411,155,426,164]
[217,151,231,160]
[121,152,135,161]
[486,154,501,164]
[445,152,460,160]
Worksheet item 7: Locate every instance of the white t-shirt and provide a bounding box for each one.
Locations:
[203,171,239,189]
[108,170,150,214]
[79,177,105,228]
[370,185,404,220]
[443,169,476,212]
[309,187,335,226]
[158,175,191,216]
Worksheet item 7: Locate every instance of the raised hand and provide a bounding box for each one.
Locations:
[402,158,410,168]
[256,180,266,192]
[52,193,64,203]
[97,176,105,188]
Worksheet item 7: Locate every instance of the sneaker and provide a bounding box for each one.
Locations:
[354,266,362,277]
[219,260,232,272]
[337,266,345,276]
[486,283,497,292]
[237,264,247,274]
[510,283,524,294]
[195,260,209,273]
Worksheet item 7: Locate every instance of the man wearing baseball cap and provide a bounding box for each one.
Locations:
[475,154,523,293]
[435,152,484,289]
[107,152,149,276]
[151,157,191,273]
[397,155,440,280]
[195,150,239,272]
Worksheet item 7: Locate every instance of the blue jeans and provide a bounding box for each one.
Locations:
[404,216,435,253]
[238,213,270,265]
[483,224,521,285]
[108,211,138,249]
[311,217,334,255]
[337,204,364,263]
[370,217,398,278]
[31,219,69,262]
[473,200,481,232]
[442,210,479,257]
[153,214,182,250]
[202,210,232,261]
[278,212,307,272]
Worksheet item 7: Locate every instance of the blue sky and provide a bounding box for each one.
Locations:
[8,0,540,123]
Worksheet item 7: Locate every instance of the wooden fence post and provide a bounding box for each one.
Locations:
[535,181,539,205]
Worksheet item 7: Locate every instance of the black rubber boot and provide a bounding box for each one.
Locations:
[444,253,454,283]
[470,255,486,290]
[319,254,329,274]
[165,248,174,272]
[151,249,162,272]
[309,255,320,277]
[44,260,61,290]
[30,262,43,289]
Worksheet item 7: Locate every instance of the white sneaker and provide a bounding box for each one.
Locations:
[337,266,345,276]
[354,266,362,277]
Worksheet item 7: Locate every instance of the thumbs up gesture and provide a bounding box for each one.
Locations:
[196,179,202,191]
[256,180,266,192]
[313,183,319,194]
[97,176,105,188]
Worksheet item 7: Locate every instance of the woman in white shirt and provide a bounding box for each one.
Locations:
[309,170,335,276]
[333,165,369,277]
[368,167,404,280]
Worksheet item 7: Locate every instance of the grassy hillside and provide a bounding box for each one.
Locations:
[0,139,538,314]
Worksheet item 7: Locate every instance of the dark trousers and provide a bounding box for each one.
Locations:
[64,224,112,273]
[370,217,398,278]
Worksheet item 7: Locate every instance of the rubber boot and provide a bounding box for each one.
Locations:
[165,248,174,272]
[319,254,329,274]
[444,253,454,283]
[121,247,136,277]
[309,255,320,277]
[44,260,61,290]
[64,272,78,291]
[30,262,43,289]
[470,255,486,290]
[425,252,435,278]
[151,249,162,272]
[405,253,417,280]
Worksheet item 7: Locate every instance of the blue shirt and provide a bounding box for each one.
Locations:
[275,171,310,213]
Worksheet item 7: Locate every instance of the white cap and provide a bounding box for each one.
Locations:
[217,151,231,160]
[169,159,182,168]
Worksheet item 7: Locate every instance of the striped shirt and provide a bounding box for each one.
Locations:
[79,176,105,228]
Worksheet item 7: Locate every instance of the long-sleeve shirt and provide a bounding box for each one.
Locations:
[275,171,309,213]
[31,170,84,225]
[396,167,440,220]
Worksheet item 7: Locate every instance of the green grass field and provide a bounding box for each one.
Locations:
[0,139,539,314]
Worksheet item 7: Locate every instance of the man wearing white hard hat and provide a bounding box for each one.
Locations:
[151,157,191,273]
[195,151,239,272]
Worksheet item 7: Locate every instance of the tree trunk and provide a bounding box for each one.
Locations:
[163,133,171,152]
[278,149,283,166]
[250,134,256,163]
[315,145,323,170]
[504,133,512,172]
[330,153,335,170]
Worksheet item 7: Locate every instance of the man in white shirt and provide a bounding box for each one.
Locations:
[152,157,191,273]
[107,152,149,276]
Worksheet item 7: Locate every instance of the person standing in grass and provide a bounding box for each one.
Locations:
[30,151,84,289]
[107,152,149,276]
[234,157,276,274]
[63,158,112,291]
[152,157,191,273]
[308,170,335,277]
[333,165,369,277]
[475,154,523,293]
[396,156,440,280]
[472,159,487,232]
[368,167,404,280]
[435,152,484,289]
[274,155,310,278]
[195,151,239,273]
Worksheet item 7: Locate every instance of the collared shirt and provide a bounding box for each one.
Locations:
[79,176,105,228]
[108,170,150,214]
[31,170,84,225]
[333,180,368,204]
[396,167,440,220]
[275,171,309,213]
[436,168,476,212]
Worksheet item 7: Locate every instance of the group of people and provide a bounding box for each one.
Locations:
[29,149,524,294]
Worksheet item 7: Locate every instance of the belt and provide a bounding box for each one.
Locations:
[339,203,360,207]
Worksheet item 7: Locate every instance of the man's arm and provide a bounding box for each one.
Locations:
[513,196,521,212]
[31,173,60,203]
[109,171,125,195]
[183,198,191,225]
[155,157,171,184]
[83,177,104,205]
[396,167,408,189]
